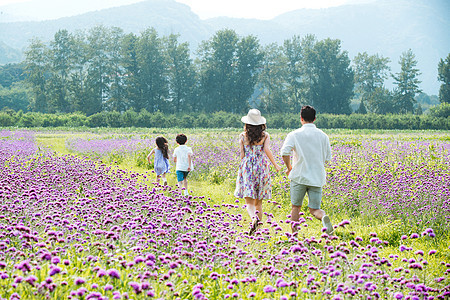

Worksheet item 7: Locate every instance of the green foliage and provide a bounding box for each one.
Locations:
[0,83,31,111]
[0,62,26,88]
[392,49,422,114]
[1,111,448,130]
[197,29,263,113]
[429,102,450,118]
[438,53,450,103]
[305,38,354,114]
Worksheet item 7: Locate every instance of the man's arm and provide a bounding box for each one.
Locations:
[282,155,292,176]
[280,133,294,175]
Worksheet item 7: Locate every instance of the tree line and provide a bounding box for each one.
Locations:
[0,25,449,116]
[0,109,448,130]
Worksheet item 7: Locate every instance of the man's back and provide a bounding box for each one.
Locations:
[281,123,331,187]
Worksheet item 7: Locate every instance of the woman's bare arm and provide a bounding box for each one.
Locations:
[239,133,245,159]
[263,134,281,172]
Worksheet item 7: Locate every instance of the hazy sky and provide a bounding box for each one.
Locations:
[0,0,371,21]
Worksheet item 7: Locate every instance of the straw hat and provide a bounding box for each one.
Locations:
[241,109,266,125]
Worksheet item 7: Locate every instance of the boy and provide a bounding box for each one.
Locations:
[172,134,193,196]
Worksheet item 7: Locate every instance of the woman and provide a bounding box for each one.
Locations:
[234,109,281,235]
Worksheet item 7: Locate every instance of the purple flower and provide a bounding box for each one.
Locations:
[74,277,86,285]
[23,275,36,286]
[51,256,60,265]
[263,285,276,293]
[49,266,61,276]
[393,292,403,299]
[410,233,419,239]
[129,282,142,294]
[15,260,31,273]
[97,269,107,277]
[107,269,121,279]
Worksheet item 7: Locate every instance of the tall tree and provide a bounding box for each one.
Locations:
[304,38,354,114]
[68,32,89,113]
[24,38,50,113]
[163,34,196,113]
[104,27,126,112]
[84,26,113,115]
[135,28,168,112]
[198,29,262,113]
[231,35,263,113]
[121,33,140,111]
[283,35,304,112]
[198,29,239,112]
[259,43,288,113]
[48,29,74,113]
[438,53,450,103]
[392,49,422,114]
[353,52,390,113]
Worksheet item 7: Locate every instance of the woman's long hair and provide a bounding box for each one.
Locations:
[245,124,266,145]
[155,137,169,159]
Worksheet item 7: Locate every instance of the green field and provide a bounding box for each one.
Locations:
[0,128,449,299]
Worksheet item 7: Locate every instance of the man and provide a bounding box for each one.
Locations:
[280,105,333,234]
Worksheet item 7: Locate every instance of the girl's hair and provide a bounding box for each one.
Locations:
[155,137,169,159]
[245,124,266,145]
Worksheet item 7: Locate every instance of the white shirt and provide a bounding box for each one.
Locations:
[173,145,194,171]
[280,123,331,187]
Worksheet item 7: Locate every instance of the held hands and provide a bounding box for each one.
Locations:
[285,167,292,176]
[274,164,282,172]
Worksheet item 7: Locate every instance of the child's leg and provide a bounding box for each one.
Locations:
[161,173,167,185]
[180,178,188,195]
[155,174,161,185]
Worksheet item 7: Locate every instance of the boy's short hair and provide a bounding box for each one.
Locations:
[176,134,187,145]
[301,105,316,122]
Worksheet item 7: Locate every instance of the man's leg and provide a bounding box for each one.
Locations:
[291,205,302,233]
[290,181,306,233]
[307,186,333,234]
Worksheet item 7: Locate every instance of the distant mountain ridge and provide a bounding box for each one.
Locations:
[0,0,448,94]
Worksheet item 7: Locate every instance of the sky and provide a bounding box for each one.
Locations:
[0,0,372,21]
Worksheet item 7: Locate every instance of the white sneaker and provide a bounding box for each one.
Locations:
[183,190,189,196]
[322,215,333,234]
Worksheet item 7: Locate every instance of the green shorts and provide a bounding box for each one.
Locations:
[290,181,322,209]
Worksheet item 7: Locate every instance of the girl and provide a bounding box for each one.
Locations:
[147,136,170,185]
[234,109,281,235]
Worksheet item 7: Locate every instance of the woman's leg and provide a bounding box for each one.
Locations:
[245,197,257,220]
[255,199,263,221]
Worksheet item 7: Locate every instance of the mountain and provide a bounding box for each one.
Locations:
[0,0,448,94]
[0,0,212,50]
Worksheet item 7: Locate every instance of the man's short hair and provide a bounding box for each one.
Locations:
[301,105,316,122]
[176,134,187,145]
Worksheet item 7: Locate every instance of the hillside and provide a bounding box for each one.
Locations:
[0,0,448,94]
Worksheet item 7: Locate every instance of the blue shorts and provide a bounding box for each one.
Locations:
[176,170,190,182]
[290,181,322,209]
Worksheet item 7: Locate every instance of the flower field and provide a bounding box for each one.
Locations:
[1,128,449,299]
